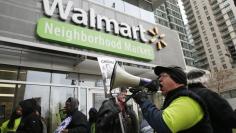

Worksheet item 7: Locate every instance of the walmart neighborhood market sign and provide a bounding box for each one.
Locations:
[36,0,154,61]
[37,18,154,60]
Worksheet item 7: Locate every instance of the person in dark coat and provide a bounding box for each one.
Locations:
[0,106,22,133]
[55,97,88,133]
[187,69,236,133]
[34,104,47,133]
[16,98,43,133]
[88,107,97,133]
[133,66,213,133]
[96,87,139,133]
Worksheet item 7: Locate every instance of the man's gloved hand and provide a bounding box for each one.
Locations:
[133,91,148,104]
[145,80,159,92]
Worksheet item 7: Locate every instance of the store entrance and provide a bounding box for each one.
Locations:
[0,65,106,132]
[0,64,139,132]
[87,87,106,113]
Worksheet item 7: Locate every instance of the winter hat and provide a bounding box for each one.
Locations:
[154,66,187,85]
[66,97,79,110]
[187,69,206,80]
[19,98,37,116]
[89,107,98,122]
[187,69,208,84]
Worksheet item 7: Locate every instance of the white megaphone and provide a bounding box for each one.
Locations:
[110,63,159,93]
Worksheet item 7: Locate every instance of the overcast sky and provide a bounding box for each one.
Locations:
[177,0,188,24]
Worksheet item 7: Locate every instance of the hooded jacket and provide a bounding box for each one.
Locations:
[65,97,88,133]
[189,83,236,133]
[96,98,139,133]
[17,99,43,133]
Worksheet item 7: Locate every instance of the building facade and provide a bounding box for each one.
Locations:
[154,0,195,66]
[0,0,186,132]
[182,0,236,72]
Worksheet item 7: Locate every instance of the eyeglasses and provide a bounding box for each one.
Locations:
[159,73,170,78]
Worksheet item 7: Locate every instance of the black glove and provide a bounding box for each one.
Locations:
[133,91,148,104]
[145,80,159,92]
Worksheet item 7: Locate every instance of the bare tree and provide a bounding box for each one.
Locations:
[207,69,234,94]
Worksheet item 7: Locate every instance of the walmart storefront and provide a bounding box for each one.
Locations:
[0,0,185,131]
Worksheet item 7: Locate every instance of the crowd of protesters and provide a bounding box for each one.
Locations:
[1,65,236,133]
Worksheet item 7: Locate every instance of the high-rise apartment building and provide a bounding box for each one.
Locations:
[154,0,195,66]
[182,0,236,72]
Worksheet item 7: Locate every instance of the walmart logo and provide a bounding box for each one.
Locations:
[147,27,167,50]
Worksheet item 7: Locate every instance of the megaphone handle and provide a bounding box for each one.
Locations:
[125,90,139,103]
[115,97,126,133]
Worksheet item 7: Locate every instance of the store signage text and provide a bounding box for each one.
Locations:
[42,0,148,42]
[37,18,154,61]
[37,0,169,60]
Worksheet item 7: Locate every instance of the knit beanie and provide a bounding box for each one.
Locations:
[187,69,206,80]
[154,66,187,85]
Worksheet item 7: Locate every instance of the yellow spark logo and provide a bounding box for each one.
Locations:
[148,27,167,50]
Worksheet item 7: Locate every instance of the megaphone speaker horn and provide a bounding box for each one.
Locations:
[110,63,141,89]
[110,63,159,92]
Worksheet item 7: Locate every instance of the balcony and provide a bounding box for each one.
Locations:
[191,30,199,38]
[195,61,209,69]
[228,45,236,52]
[217,18,226,26]
[190,24,198,32]
[195,55,207,62]
[194,40,202,45]
[195,44,204,51]
[192,34,201,41]
[223,37,233,44]
[215,14,224,21]
[200,63,209,69]
[188,17,196,25]
[210,0,218,5]
[211,1,219,9]
[186,8,193,16]
[213,8,222,16]
[219,24,228,31]
[196,50,206,57]
[221,31,230,38]
[194,38,202,45]
[212,4,220,11]
[184,4,192,12]
[187,13,195,20]
[183,0,190,6]
[188,20,197,27]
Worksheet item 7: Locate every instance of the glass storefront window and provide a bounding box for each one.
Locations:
[0,65,100,132]
[0,83,16,123]
[86,88,105,117]
[50,86,77,132]
[80,88,87,115]
[51,73,74,85]
[93,93,105,110]
[21,85,50,117]
[0,65,18,80]
[19,69,51,83]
